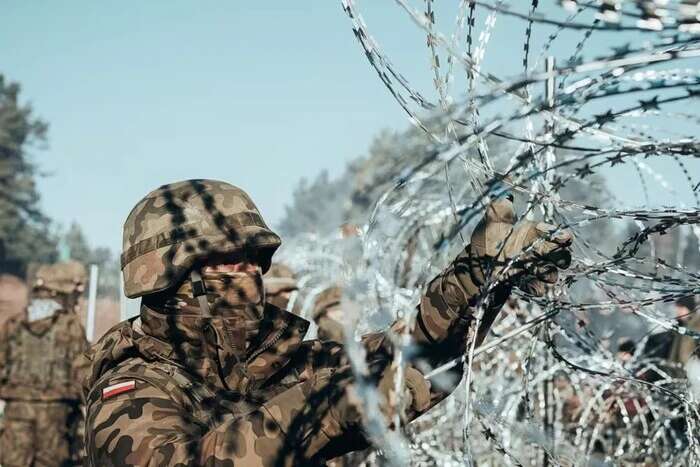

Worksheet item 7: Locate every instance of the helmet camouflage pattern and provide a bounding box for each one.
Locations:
[34,260,87,295]
[121,179,281,298]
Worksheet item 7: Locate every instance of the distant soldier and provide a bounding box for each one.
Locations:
[669,295,700,365]
[0,261,89,467]
[644,295,699,365]
[312,285,345,343]
[81,179,572,465]
[263,263,298,311]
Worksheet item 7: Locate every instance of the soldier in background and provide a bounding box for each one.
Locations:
[644,295,699,365]
[312,285,345,343]
[263,263,298,311]
[0,261,89,467]
[669,295,699,365]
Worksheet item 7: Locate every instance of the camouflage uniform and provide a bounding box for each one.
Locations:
[312,286,344,343]
[0,261,89,467]
[82,180,572,466]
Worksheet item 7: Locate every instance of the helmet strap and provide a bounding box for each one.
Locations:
[190,269,212,318]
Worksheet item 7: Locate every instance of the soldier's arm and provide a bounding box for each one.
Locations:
[358,200,573,422]
[408,246,509,360]
[353,247,510,417]
[312,208,573,459]
[256,202,572,463]
[284,253,522,462]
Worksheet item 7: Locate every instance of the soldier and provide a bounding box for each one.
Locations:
[312,286,345,343]
[263,263,298,311]
[669,295,699,365]
[0,261,89,467]
[81,179,572,466]
[644,295,699,365]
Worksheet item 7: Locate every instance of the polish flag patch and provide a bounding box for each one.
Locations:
[102,381,136,400]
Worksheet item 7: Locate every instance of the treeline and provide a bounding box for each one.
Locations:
[0,74,54,275]
[278,114,700,275]
[0,74,119,297]
[278,125,444,237]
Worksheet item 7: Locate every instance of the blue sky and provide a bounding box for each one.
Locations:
[2,2,698,252]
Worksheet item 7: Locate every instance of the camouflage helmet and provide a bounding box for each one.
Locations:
[263,263,298,296]
[33,260,87,295]
[121,179,281,299]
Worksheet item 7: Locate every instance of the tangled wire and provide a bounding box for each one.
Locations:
[282,1,700,465]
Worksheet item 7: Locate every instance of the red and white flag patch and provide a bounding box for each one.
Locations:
[102,381,136,400]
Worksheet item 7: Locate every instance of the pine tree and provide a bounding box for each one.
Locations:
[0,74,56,276]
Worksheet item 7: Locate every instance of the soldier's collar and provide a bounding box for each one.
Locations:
[243,304,310,385]
[136,304,310,390]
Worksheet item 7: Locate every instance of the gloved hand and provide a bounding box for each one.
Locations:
[467,197,573,296]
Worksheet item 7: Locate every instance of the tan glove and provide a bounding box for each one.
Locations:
[467,198,573,296]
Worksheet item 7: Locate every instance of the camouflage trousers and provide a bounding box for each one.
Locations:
[0,400,80,467]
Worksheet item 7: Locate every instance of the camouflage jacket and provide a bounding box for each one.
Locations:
[82,248,510,466]
[0,310,89,402]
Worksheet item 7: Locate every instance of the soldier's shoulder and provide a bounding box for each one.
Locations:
[85,360,205,467]
[86,359,194,411]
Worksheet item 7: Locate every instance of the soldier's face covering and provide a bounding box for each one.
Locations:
[174,269,265,343]
[199,270,266,320]
[26,298,62,323]
[144,269,267,391]
[164,269,265,316]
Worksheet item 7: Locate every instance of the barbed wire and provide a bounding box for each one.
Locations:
[279,1,700,465]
